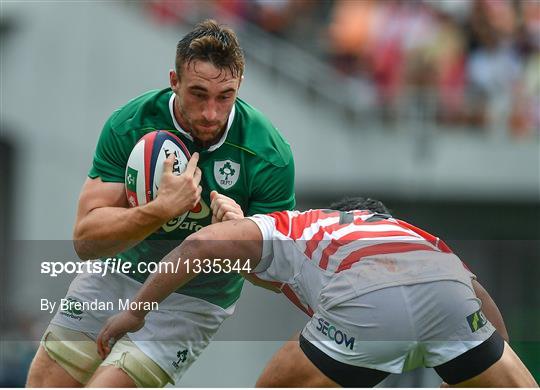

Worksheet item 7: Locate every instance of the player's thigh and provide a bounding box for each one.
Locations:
[420,280,537,387]
[49,271,127,338]
[27,324,103,387]
[418,281,519,385]
[128,297,234,385]
[86,337,170,388]
[26,345,84,388]
[32,271,124,387]
[86,365,136,388]
[256,333,338,388]
[88,297,235,387]
[452,341,538,388]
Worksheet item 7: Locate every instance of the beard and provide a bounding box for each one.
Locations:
[174,96,229,146]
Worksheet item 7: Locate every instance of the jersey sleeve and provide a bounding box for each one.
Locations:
[247,155,295,215]
[246,214,276,273]
[246,211,299,287]
[88,114,130,182]
[460,259,477,280]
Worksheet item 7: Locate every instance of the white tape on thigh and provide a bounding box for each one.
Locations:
[101,338,171,388]
[41,324,101,385]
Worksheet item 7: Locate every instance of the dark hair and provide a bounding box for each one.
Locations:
[175,19,245,78]
[329,197,390,214]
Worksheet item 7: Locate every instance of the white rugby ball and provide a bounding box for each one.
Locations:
[125,130,191,208]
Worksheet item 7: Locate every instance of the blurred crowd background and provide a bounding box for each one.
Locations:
[146,0,540,139]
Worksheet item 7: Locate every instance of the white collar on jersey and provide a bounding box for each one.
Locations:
[168,92,235,152]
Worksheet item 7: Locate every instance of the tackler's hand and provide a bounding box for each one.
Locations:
[96,311,146,359]
[210,190,244,223]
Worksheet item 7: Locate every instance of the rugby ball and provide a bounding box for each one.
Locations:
[125,130,191,208]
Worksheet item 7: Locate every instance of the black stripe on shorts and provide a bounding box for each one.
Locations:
[434,331,505,385]
[299,334,390,387]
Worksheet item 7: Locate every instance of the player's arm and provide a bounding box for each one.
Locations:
[73,154,202,260]
[243,273,283,293]
[207,192,280,294]
[96,218,263,358]
[472,279,509,341]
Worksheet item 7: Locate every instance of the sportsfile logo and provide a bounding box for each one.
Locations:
[316,317,355,350]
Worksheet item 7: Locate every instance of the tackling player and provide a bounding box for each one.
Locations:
[26,20,295,388]
[96,197,537,387]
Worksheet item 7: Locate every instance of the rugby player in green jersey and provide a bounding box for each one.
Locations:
[27,19,295,388]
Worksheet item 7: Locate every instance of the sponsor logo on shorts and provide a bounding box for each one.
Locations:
[467,309,488,332]
[59,296,84,321]
[316,317,355,350]
[172,349,188,369]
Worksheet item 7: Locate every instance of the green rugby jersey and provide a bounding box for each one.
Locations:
[88,88,295,308]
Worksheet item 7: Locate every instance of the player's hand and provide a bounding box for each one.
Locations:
[154,152,202,220]
[210,190,244,223]
[96,311,145,359]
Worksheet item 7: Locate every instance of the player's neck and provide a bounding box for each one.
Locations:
[193,130,225,148]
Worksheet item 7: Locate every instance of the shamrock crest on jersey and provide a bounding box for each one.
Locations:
[214,160,240,189]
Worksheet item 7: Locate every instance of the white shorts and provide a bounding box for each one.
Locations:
[50,269,235,384]
[301,280,495,373]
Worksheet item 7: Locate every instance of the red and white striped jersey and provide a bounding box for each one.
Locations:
[248,209,474,317]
